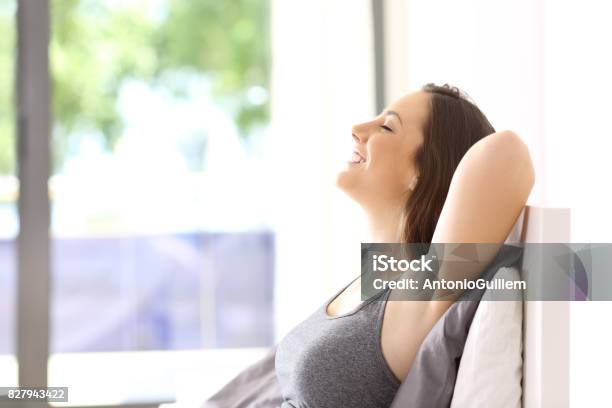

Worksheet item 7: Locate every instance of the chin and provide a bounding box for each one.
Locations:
[335,167,353,189]
[336,161,364,186]
[335,169,363,202]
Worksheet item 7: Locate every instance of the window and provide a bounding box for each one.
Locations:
[47,0,272,404]
[3,0,378,405]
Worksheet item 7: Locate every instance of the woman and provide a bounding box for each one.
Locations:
[274,84,535,407]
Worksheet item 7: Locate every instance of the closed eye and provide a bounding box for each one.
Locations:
[380,125,393,132]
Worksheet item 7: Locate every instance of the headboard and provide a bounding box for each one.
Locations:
[508,206,571,408]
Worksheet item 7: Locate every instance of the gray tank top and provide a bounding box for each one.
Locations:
[275,278,400,408]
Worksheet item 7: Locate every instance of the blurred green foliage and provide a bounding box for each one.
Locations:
[0,0,15,174]
[0,0,270,174]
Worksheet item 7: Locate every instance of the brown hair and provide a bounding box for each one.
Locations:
[402,83,495,246]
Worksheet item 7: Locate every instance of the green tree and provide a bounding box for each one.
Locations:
[0,0,270,174]
[0,0,15,175]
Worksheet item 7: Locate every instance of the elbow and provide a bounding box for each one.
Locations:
[498,130,534,187]
[475,130,536,194]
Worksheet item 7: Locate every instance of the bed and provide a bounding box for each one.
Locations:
[202,206,571,408]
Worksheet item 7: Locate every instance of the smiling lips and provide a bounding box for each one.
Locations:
[350,150,366,164]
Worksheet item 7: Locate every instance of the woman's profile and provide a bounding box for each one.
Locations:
[273,83,535,407]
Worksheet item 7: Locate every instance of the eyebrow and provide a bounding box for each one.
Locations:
[384,110,403,126]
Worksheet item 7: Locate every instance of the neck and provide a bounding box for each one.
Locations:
[365,201,406,243]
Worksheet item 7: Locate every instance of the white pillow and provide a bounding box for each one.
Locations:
[450,266,523,408]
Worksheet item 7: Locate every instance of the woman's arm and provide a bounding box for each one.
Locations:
[432,130,535,244]
[427,130,535,303]
[382,131,535,381]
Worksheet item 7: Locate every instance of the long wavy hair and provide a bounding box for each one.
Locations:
[402,83,495,245]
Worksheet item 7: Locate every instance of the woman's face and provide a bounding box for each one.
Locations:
[337,91,430,207]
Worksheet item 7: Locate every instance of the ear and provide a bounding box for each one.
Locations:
[409,175,419,191]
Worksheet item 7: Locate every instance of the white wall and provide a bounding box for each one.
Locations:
[399,0,547,203]
[543,1,612,406]
[270,0,375,339]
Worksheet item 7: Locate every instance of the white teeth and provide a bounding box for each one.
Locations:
[350,151,366,164]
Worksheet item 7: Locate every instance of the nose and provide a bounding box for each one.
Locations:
[351,126,365,143]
